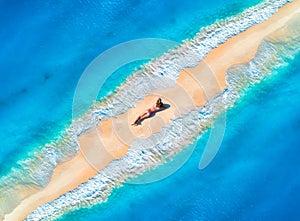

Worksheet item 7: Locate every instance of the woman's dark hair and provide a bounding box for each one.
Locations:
[156,98,164,108]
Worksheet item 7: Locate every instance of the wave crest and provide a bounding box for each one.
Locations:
[22,0,300,220]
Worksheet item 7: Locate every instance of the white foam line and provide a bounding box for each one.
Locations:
[24,0,300,220]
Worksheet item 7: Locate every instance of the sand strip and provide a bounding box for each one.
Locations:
[4,1,300,220]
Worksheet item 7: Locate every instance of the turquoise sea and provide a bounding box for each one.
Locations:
[1,0,299,220]
[61,53,300,220]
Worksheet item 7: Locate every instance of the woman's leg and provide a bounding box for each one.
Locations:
[132,116,142,125]
[132,112,148,125]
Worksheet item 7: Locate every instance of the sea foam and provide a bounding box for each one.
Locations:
[21,0,300,220]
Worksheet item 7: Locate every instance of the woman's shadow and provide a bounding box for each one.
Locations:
[136,103,170,125]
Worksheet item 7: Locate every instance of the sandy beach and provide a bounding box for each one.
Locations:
[4,1,300,220]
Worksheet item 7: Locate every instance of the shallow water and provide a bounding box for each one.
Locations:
[59,52,300,221]
[0,0,262,179]
[3,0,299,220]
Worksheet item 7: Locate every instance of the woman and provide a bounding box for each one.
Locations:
[132,98,164,126]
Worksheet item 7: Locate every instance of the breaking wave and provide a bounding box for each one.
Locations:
[0,0,296,219]
[24,0,300,220]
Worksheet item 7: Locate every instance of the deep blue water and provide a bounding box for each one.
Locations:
[60,53,300,221]
[0,0,262,177]
[3,0,299,220]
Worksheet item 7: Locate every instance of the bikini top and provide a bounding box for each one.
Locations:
[153,106,160,111]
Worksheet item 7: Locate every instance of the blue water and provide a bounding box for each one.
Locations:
[5,0,300,220]
[0,0,262,177]
[59,53,300,221]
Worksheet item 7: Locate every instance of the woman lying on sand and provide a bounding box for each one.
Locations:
[132,98,165,126]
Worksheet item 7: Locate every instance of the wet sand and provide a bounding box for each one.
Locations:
[4,1,300,220]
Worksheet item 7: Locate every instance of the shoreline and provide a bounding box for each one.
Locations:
[4,1,300,220]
